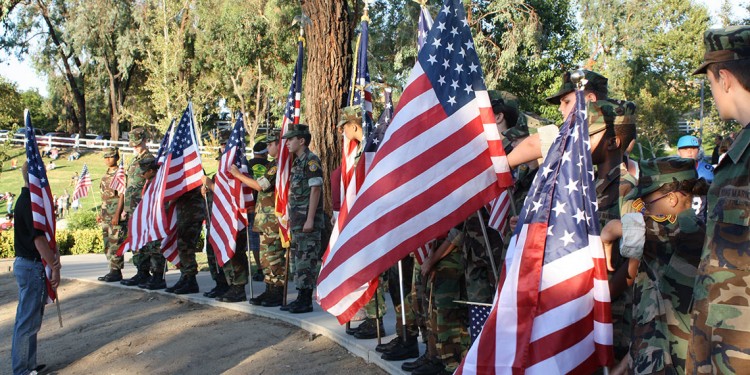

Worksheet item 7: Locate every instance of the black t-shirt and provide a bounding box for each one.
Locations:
[14,187,45,259]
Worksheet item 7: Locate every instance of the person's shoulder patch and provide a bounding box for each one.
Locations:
[308,160,320,172]
[268,166,278,175]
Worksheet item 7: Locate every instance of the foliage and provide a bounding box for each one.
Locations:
[0,230,12,258]
[0,228,103,258]
[66,210,99,230]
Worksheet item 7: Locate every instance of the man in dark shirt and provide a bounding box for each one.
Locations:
[12,162,60,375]
[246,142,268,281]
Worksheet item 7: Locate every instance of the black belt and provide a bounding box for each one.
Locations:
[18,256,42,263]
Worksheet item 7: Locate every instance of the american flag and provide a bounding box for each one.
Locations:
[209,115,251,266]
[109,158,126,195]
[274,38,303,248]
[469,304,492,343]
[117,121,174,260]
[163,103,204,202]
[317,0,513,324]
[23,109,58,302]
[456,89,614,374]
[72,164,91,201]
[487,190,511,238]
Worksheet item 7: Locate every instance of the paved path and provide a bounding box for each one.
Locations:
[3,254,419,374]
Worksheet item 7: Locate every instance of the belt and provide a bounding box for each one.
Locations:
[18,256,42,263]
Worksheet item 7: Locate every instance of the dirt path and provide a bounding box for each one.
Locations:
[0,273,387,375]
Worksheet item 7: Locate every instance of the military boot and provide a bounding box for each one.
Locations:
[173,274,199,294]
[401,352,430,372]
[376,336,402,353]
[121,268,150,286]
[165,274,187,293]
[249,283,272,306]
[288,288,313,314]
[218,284,247,302]
[381,336,419,361]
[97,269,122,282]
[140,273,167,290]
[260,285,284,307]
[353,318,386,340]
[280,289,300,311]
[411,358,446,375]
[203,280,229,298]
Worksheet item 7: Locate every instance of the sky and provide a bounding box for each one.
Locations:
[0,0,748,98]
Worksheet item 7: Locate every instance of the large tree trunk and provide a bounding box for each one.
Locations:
[301,0,352,214]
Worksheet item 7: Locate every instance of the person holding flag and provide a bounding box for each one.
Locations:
[96,147,125,282]
[135,155,168,290]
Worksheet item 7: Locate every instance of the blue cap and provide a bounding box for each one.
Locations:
[677,135,700,149]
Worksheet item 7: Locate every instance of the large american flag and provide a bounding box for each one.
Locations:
[23,109,58,302]
[274,38,303,248]
[209,115,251,266]
[109,158,126,195]
[317,0,513,324]
[456,89,614,374]
[117,121,174,260]
[163,104,204,202]
[72,164,91,201]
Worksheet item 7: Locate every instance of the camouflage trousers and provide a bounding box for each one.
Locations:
[259,230,286,286]
[364,274,387,319]
[388,256,419,339]
[139,241,166,274]
[222,228,248,286]
[290,229,322,290]
[175,217,202,277]
[687,264,750,374]
[101,221,123,270]
[412,258,428,339]
[426,250,469,372]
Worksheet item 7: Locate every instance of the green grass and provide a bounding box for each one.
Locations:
[0,145,219,213]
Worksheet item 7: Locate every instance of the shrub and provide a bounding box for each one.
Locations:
[0,228,103,258]
[0,230,12,258]
[66,210,99,230]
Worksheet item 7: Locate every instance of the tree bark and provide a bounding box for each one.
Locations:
[301,0,352,214]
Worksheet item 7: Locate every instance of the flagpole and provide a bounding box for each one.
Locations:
[476,209,500,285]
[55,291,63,328]
[246,226,254,299]
[397,260,408,341]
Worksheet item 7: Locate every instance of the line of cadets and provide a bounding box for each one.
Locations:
[94,25,750,375]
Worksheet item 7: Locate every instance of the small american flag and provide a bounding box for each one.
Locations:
[72,164,91,201]
[274,38,304,248]
[109,158,126,195]
[163,103,204,202]
[317,0,512,323]
[23,109,58,302]
[457,89,613,374]
[487,190,511,239]
[209,115,251,266]
[469,304,492,343]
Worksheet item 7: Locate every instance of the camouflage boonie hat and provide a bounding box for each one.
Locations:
[337,105,363,127]
[102,147,119,158]
[138,155,157,172]
[587,99,637,136]
[624,157,697,201]
[489,90,528,128]
[128,127,147,146]
[546,70,608,105]
[693,25,750,75]
[282,124,311,139]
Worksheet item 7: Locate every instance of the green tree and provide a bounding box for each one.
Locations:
[0,76,23,129]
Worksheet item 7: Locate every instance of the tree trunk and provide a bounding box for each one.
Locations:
[249,59,263,146]
[106,60,121,141]
[301,0,352,214]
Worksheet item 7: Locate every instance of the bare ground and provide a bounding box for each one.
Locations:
[0,273,387,375]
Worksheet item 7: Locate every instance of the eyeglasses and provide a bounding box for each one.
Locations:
[644,191,685,206]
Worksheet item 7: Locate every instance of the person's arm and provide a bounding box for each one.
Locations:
[421,238,457,277]
[303,186,321,233]
[34,236,61,289]
[113,194,124,225]
[229,165,261,191]
[600,219,623,272]
[202,174,215,192]
[507,133,542,169]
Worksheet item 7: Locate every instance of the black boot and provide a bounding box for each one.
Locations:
[252,269,264,282]
[280,289,300,311]
[376,336,402,353]
[249,284,272,306]
[203,281,229,298]
[353,318,385,339]
[165,274,187,293]
[381,336,420,361]
[121,269,150,286]
[261,285,284,307]
[140,273,167,290]
[288,288,313,314]
[173,274,199,294]
[411,358,446,375]
[97,269,122,282]
[402,353,430,372]
[218,284,247,302]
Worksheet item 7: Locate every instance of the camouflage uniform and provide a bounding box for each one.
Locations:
[253,158,286,286]
[222,227,248,286]
[138,156,166,274]
[120,146,154,269]
[100,159,123,271]
[288,147,325,289]
[458,211,499,305]
[686,26,750,374]
[174,187,206,277]
[204,189,227,283]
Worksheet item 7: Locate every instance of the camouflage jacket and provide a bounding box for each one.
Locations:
[124,149,153,215]
[289,148,324,231]
[100,167,120,218]
[596,164,622,227]
[458,210,500,304]
[253,158,279,234]
[630,209,705,374]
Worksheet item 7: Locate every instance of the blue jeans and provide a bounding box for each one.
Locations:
[12,257,47,375]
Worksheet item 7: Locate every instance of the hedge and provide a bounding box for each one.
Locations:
[0,228,104,258]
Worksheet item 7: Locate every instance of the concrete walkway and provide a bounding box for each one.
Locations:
[12,254,422,375]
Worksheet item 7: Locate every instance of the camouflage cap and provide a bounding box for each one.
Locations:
[587,99,637,136]
[337,105,363,127]
[138,155,158,172]
[546,70,609,105]
[102,146,119,158]
[693,25,750,75]
[624,157,698,201]
[281,124,311,139]
[128,127,147,146]
[266,130,280,143]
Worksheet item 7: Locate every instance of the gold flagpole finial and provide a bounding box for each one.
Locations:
[413,0,428,7]
[570,69,587,90]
